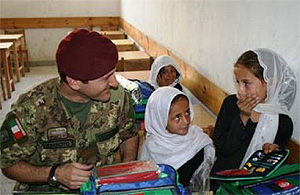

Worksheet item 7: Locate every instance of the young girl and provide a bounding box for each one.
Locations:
[149,55,183,91]
[212,48,297,173]
[140,86,215,187]
[149,55,201,105]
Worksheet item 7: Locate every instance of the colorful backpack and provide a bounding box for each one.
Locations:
[80,161,189,195]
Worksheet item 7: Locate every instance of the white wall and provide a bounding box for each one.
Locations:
[0,0,120,18]
[0,0,120,62]
[120,0,300,142]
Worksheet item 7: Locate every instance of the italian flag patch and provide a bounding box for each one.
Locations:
[10,119,26,140]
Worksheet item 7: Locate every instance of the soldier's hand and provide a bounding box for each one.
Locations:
[56,162,93,189]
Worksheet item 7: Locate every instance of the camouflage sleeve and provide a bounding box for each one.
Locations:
[118,89,138,142]
[0,111,37,168]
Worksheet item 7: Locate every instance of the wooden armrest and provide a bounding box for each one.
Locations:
[202,125,214,138]
[286,138,300,164]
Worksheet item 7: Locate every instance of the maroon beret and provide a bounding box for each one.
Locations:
[56,29,118,80]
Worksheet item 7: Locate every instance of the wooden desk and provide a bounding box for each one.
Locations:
[116,70,150,81]
[0,34,25,82]
[98,31,126,39]
[118,51,152,71]
[4,29,30,72]
[112,39,136,52]
[191,104,216,129]
[0,42,15,100]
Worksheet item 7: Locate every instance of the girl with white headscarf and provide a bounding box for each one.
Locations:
[149,55,183,90]
[212,48,297,173]
[139,86,215,186]
[149,55,201,105]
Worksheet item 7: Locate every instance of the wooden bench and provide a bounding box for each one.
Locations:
[0,42,15,100]
[116,70,150,81]
[286,138,300,164]
[0,34,25,82]
[98,31,126,40]
[190,104,216,137]
[4,29,30,72]
[112,39,136,52]
[117,51,153,71]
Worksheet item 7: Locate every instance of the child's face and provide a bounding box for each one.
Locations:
[234,65,267,102]
[166,97,191,135]
[157,65,178,87]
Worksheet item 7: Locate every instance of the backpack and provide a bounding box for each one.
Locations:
[80,162,189,195]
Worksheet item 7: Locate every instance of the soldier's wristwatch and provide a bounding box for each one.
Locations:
[48,165,59,187]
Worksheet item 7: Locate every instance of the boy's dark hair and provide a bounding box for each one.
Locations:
[234,50,264,81]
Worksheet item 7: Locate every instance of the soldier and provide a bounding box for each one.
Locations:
[0,29,138,190]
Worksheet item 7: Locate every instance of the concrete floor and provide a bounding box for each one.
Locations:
[0,66,58,195]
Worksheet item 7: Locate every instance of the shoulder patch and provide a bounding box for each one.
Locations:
[0,112,28,149]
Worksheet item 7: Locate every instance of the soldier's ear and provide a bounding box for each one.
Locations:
[66,76,80,90]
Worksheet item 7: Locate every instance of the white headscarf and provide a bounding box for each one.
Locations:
[240,48,297,168]
[149,55,182,89]
[139,87,215,169]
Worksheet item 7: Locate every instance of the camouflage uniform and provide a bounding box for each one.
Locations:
[0,77,137,168]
